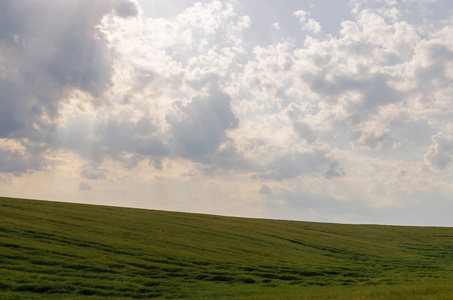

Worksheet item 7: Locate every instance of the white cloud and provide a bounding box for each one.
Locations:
[304,18,322,33]
[294,9,322,33]
[424,132,453,170]
[0,0,139,173]
[2,0,453,226]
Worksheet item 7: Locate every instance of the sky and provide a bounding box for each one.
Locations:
[1,0,453,226]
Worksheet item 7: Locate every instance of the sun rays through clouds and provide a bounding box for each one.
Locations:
[1,0,453,226]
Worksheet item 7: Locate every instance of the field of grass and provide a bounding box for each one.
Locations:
[1,196,453,299]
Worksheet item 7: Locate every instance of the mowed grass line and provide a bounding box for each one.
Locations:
[1,197,453,299]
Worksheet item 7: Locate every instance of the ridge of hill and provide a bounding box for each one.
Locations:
[1,197,453,299]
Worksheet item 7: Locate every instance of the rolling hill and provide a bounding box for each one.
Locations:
[1,196,453,299]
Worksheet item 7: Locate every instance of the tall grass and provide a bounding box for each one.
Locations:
[1,197,453,299]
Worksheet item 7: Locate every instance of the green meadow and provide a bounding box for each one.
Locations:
[1,197,453,299]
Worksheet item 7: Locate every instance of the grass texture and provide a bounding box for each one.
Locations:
[1,196,453,299]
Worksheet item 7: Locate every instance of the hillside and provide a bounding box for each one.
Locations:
[1,197,453,299]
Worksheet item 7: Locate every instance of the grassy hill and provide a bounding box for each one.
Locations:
[1,197,453,299]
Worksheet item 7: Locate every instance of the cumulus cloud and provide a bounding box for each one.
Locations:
[0,139,45,175]
[114,1,139,18]
[294,9,322,33]
[0,0,139,170]
[168,87,239,160]
[94,116,169,167]
[2,0,453,226]
[424,132,453,170]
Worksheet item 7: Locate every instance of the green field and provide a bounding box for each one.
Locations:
[1,197,453,299]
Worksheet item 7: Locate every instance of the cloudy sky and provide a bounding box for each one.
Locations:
[1,0,453,226]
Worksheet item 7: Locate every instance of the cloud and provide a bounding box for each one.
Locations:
[261,150,331,181]
[324,161,345,178]
[424,132,453,170]
[81,167,106,180]
[114,1,139,18]
[95,117,169,162]
[259,184,273,194]
[0,0,139,167]
[2,0,453,226]
[286,104,317,144]
[168,86,239,160]
[294,9,322,33]
[0,139,45,176]
[79,182,92,191]
[302,67,400,120]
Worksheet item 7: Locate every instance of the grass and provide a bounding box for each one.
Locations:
[1,196,453,299]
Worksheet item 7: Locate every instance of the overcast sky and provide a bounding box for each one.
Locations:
[1,0,453,226]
